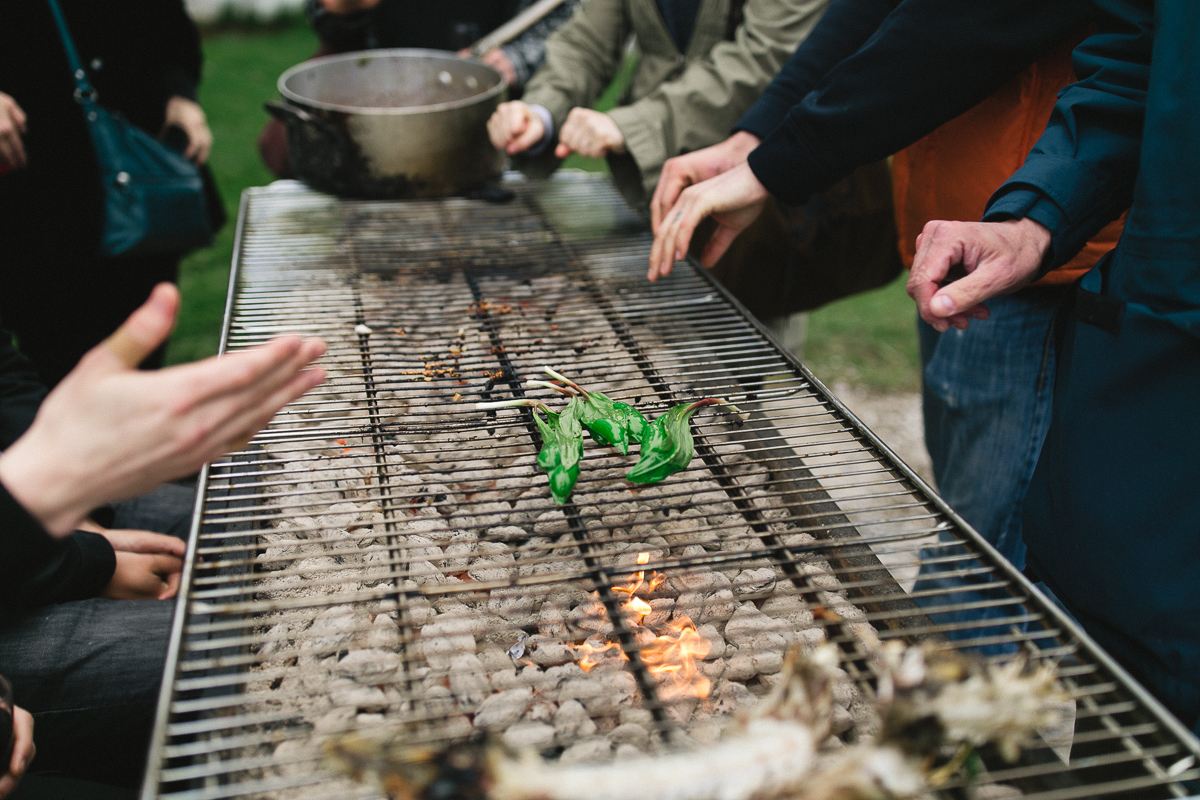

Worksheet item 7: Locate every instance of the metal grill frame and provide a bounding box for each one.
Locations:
[141,175,1200,800]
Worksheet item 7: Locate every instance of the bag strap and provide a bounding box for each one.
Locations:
[45,0,98,103]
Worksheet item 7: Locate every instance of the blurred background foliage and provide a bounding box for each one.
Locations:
[169,16,919,393]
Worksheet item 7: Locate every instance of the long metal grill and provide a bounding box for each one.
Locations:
[144,175,1200,800]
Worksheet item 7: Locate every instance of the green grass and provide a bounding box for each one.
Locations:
[167,27,919,394]
[803,274,920,393]
[165,21,318,365]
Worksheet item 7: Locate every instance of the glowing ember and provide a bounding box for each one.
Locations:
[571,553,711,699]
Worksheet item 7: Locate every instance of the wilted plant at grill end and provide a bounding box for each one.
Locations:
[325,641,1067,800]
[626,398,745,484]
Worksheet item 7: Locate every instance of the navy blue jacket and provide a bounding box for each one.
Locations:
[735,0,1093,205]
[987,0,1200,729]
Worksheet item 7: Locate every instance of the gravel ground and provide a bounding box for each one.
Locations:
[827,383,935,488]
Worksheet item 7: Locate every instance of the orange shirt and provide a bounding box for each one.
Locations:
[890,31,1125,285]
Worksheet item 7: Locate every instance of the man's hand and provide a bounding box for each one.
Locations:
[648,162,769,281]
[0,283,326,538]
[0,92,27,172]
[555,108,624,159]
[463,48,519,88]
[317,0,382,12]
[907,218,1052,332]
[650,131,761,234]
[487,101,546,155]
[163,96,213,164]
[0,706,34,799]
[77,520,187,600]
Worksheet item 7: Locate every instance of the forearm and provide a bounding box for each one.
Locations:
[749,0,1093,205]
[150,0,203,102]
[611,0,829,182]
[736,0,897,140]
[307,0,372,52]
[0,485,115,612]
[521,0,631,126]
[502,0,583,90]
[984,0,1152,270]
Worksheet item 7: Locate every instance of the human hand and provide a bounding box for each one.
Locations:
[648,162,769,281]
[76,521,187,600]
[555,108,624,159]
[650,131,761,234]
[478,49,518,87]
[317,0,382,12]
[487,101,545,155]
[162,96,213,164]
[0,706,34,799]
[0,92,28,172]
[907,218,1051,332]
[0,283,327,538]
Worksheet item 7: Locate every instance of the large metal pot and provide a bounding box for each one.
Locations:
[267,49,507,199]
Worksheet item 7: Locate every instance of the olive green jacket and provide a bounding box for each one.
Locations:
[518,0,830,207]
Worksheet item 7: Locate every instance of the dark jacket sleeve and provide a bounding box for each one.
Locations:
[735,0,898,140]
[745,0,1094,205]
[0,335,46,451]
[152,0,204,101]
[984,0,1152,272]
[307,0,372,52]
[0,332,115,612]
[0,486,116,614]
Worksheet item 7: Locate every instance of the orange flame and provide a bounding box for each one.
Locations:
[570,552,711,699]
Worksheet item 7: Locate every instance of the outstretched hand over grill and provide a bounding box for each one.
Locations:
[0,283,327,537]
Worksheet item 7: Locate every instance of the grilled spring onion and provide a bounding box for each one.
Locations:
[626,398,745,484]
[532,368,648,456]
[475,398,584,505]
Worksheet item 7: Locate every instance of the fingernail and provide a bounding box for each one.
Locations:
[930,295,955,316]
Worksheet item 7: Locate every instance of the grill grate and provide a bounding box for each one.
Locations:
[143,175,1200,800]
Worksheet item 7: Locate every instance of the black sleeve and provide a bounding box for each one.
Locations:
[736,0,899,140]
[151,0,204,101]
[746,0,1094,205]
[0,487,116,613]
[308,0,372,52]
[0,334,46,451]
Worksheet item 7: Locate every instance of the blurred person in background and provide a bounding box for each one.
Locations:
[0,284,326,791]
[258,0,581,179]
[0,0,222,389]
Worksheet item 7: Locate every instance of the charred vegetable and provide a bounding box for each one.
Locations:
[475,398,584,505]
[626,398,744,484]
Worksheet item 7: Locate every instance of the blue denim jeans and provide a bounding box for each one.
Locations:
[0,484,193,788]
[912,289,1064,649]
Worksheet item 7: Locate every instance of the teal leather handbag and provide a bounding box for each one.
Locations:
[46,0,212,258]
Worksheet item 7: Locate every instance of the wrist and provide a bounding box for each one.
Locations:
[728,130,761,159]
[0,438,90,538]
[1010,217,1053,269]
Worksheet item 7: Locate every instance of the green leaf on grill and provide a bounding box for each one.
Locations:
[533,398,584,505]
[533,367,648,455]
[626,398,744,484]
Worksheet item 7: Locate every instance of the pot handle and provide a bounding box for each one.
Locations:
[265,101,342,139]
